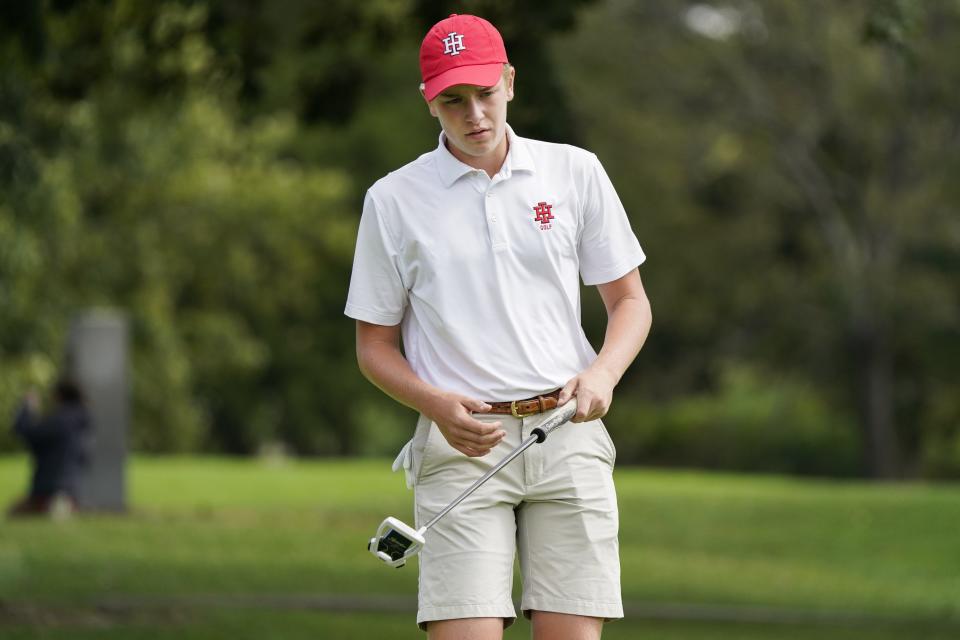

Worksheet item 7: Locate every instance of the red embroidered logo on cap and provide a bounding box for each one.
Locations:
[533,201,554,230]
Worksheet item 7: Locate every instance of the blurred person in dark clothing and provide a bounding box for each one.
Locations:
[8,378,90,517]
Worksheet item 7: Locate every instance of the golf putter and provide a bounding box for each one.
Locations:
[368,399,578,568]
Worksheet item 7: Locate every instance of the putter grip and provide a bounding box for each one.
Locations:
[531,400,577,443]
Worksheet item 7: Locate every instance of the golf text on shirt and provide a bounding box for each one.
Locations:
[344,125,645,400]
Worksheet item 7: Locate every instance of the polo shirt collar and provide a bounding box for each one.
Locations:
[434,124,536,187]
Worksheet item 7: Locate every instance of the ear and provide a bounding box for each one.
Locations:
[505,65,516,102]
[419,83,439,118]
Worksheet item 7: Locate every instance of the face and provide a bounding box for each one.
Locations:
[423,66,516,169]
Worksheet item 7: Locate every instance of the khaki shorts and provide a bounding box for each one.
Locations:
[394,405,622,631]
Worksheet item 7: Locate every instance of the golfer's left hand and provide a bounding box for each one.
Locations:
[558,367,617,423]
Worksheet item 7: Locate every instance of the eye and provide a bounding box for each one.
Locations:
[443,97,462,105]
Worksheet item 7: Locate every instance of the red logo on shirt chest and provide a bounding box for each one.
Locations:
[533,201,554,230]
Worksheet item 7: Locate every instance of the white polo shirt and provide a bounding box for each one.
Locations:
[345,125,645,401]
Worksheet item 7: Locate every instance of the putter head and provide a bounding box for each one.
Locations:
[367,516,425,568]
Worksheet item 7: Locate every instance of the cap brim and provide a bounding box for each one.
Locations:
[423,63,505,101]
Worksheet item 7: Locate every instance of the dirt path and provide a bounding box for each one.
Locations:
[2,595,957,631]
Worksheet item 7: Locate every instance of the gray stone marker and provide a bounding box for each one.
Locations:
[67,310,129,512]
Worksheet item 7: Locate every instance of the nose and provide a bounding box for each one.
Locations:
[464,96,483,124]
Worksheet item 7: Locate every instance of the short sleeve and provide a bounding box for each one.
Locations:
[577,154,646,285]
[344,191,408,325]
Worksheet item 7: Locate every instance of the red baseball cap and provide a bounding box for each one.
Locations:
[420,14,509,102]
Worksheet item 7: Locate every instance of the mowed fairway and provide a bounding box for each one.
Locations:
[1,456,958,639]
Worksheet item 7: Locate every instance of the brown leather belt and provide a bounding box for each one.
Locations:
[485,389,562,418]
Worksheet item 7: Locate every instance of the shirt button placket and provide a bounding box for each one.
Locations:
[486,189,506,252]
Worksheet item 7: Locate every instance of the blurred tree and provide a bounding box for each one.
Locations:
[556,0,960,478]
[0,0,603,457]
[3,0,957,476]
[0,1,360,454]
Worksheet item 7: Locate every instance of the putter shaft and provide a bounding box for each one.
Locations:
[420,401,577,533]
[420,432,538,532]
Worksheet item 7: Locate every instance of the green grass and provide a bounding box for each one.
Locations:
[3,610,959,640]
[1,455,958,639]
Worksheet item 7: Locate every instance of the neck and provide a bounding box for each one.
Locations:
[446,134,509,178]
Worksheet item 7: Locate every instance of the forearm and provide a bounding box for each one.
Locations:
[357,339,446,418]
[356,321,503,456]
[590,294,652,385]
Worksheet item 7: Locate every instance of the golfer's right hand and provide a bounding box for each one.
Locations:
[426,393,505,458]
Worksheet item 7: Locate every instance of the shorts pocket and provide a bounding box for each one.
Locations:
[596,419,617,467]
[391,439,415,489]
[392,414,437,488]
[413,415,439,486]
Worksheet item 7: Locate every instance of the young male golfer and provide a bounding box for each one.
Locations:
[345,14,652,639]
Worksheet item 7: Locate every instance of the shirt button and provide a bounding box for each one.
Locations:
[490,217,497,222]
[486,192,493,198]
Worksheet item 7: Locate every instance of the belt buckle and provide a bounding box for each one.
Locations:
[510,400,537,419]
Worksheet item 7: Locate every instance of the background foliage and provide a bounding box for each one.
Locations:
[1,0,957,478]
